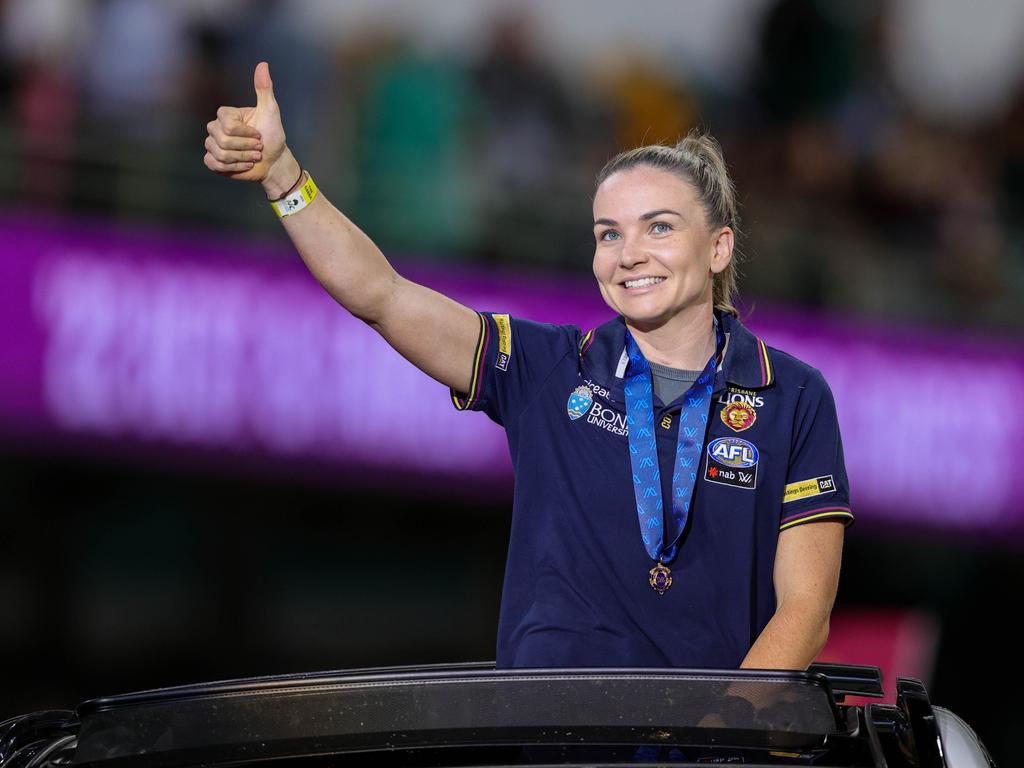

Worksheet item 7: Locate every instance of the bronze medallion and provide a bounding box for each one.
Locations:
[649,562,673,595]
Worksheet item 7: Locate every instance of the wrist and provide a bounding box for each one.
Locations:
[261,150,301,199]
[270,172,318,218]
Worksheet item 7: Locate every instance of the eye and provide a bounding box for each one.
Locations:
[598,229,621,242]
[650,221,673,235]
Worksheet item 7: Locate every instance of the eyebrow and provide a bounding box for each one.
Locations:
[593,209,682,227]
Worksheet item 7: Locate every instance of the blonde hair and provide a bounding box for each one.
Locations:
[596,130,742,315]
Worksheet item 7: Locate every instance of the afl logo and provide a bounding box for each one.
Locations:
[567,385,594,421]
[708,437,759,468]
[720,402,756,432]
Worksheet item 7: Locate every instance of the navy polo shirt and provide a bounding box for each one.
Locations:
[452,311,853,669]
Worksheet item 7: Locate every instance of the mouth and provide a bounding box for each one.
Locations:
[622,276,666,289]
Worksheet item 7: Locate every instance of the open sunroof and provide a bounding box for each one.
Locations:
[73,665,845,768]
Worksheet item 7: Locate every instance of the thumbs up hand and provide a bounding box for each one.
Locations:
[204,62,297,192]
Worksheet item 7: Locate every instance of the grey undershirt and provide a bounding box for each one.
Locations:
[648,360,702,406]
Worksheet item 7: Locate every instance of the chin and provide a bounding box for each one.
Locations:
[620,296,671,319]
[621,310,673,330]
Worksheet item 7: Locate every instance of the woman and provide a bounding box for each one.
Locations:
[204,63,853,671]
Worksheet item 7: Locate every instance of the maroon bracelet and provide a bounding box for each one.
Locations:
[267,167,305,202]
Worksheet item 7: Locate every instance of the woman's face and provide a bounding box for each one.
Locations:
[592,165,732,331]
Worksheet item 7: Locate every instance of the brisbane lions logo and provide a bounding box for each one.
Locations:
[720,402,756,433]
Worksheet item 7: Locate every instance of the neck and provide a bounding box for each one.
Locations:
[626,304,716,370]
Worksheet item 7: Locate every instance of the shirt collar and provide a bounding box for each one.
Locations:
[716,311,775,390]
[579,312,774,403]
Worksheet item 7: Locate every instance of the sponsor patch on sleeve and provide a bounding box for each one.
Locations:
[782,475,835,503]
[493,313,512,371]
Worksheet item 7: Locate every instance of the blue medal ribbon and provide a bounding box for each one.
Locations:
[624,319,723,572]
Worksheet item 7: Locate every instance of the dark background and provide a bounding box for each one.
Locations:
[4,449,1021,763]
[2,0,1022,765]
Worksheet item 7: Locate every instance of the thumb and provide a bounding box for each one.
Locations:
[253,61,276,109]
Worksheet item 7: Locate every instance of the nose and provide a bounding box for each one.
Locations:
[619,236,647,269]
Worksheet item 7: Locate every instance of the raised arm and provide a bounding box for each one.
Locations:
[203,62,480,393]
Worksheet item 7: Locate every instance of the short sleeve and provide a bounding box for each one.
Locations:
[450,312,578,427]
[778,369,855,531]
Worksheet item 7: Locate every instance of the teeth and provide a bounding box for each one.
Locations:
[624,277,665,289]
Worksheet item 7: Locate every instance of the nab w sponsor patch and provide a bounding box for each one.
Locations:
[704,436,758,490]
[783,475,835,503]
[493,314,512,371]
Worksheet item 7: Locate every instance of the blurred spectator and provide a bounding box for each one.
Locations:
[472,12,573,264]
[998,88,1024,323]
[603,59,699,150]
[997,84,1024,240]
[0,0,1020,327]
[73,0,192,218]
[1,0,89,205]
[224,0,329,166]
[752,0,858,125]
[80,0,190,138]
[184,14,234,130]
[935,143,1012,321]
[351,41,478,258]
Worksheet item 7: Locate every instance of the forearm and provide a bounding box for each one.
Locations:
[740,595,830,670]
[206,66,481,393]
[263,151,399,325]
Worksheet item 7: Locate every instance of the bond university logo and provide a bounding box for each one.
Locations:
[567,383,629,435]
[567,386,593,421]
[704,436,759,490]
[720,402,756,432]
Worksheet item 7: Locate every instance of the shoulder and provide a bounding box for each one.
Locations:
[760,344,840,432]
[499,315,582,354]
[476,312,586,373]
[719,312,829,394]
[478,312,581,345]
[762,344,831,392]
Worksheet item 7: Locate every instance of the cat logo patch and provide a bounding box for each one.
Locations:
[494,314,512,371]
[783,475,835,503]
[720,402,756,432]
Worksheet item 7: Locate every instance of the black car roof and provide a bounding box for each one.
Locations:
[72,664,850,768]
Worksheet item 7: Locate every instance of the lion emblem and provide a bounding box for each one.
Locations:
[720,402,756,432]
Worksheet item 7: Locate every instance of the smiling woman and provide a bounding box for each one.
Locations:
[592,164,733,368]
[205,65,854,672]
[595,133,741,317]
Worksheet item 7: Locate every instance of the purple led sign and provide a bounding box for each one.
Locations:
[0,215,524,479]
[2,214,1022,531]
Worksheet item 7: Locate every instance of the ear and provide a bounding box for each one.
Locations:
[709,227,734,275]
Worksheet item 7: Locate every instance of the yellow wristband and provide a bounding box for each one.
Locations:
[271,173,318,218]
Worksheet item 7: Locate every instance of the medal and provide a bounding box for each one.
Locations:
[624,319,723,596]
[649,562,673,594]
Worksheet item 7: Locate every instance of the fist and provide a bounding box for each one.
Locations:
[204,61,288,183]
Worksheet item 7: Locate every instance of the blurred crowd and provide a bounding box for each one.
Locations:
[2,0,1023,329]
